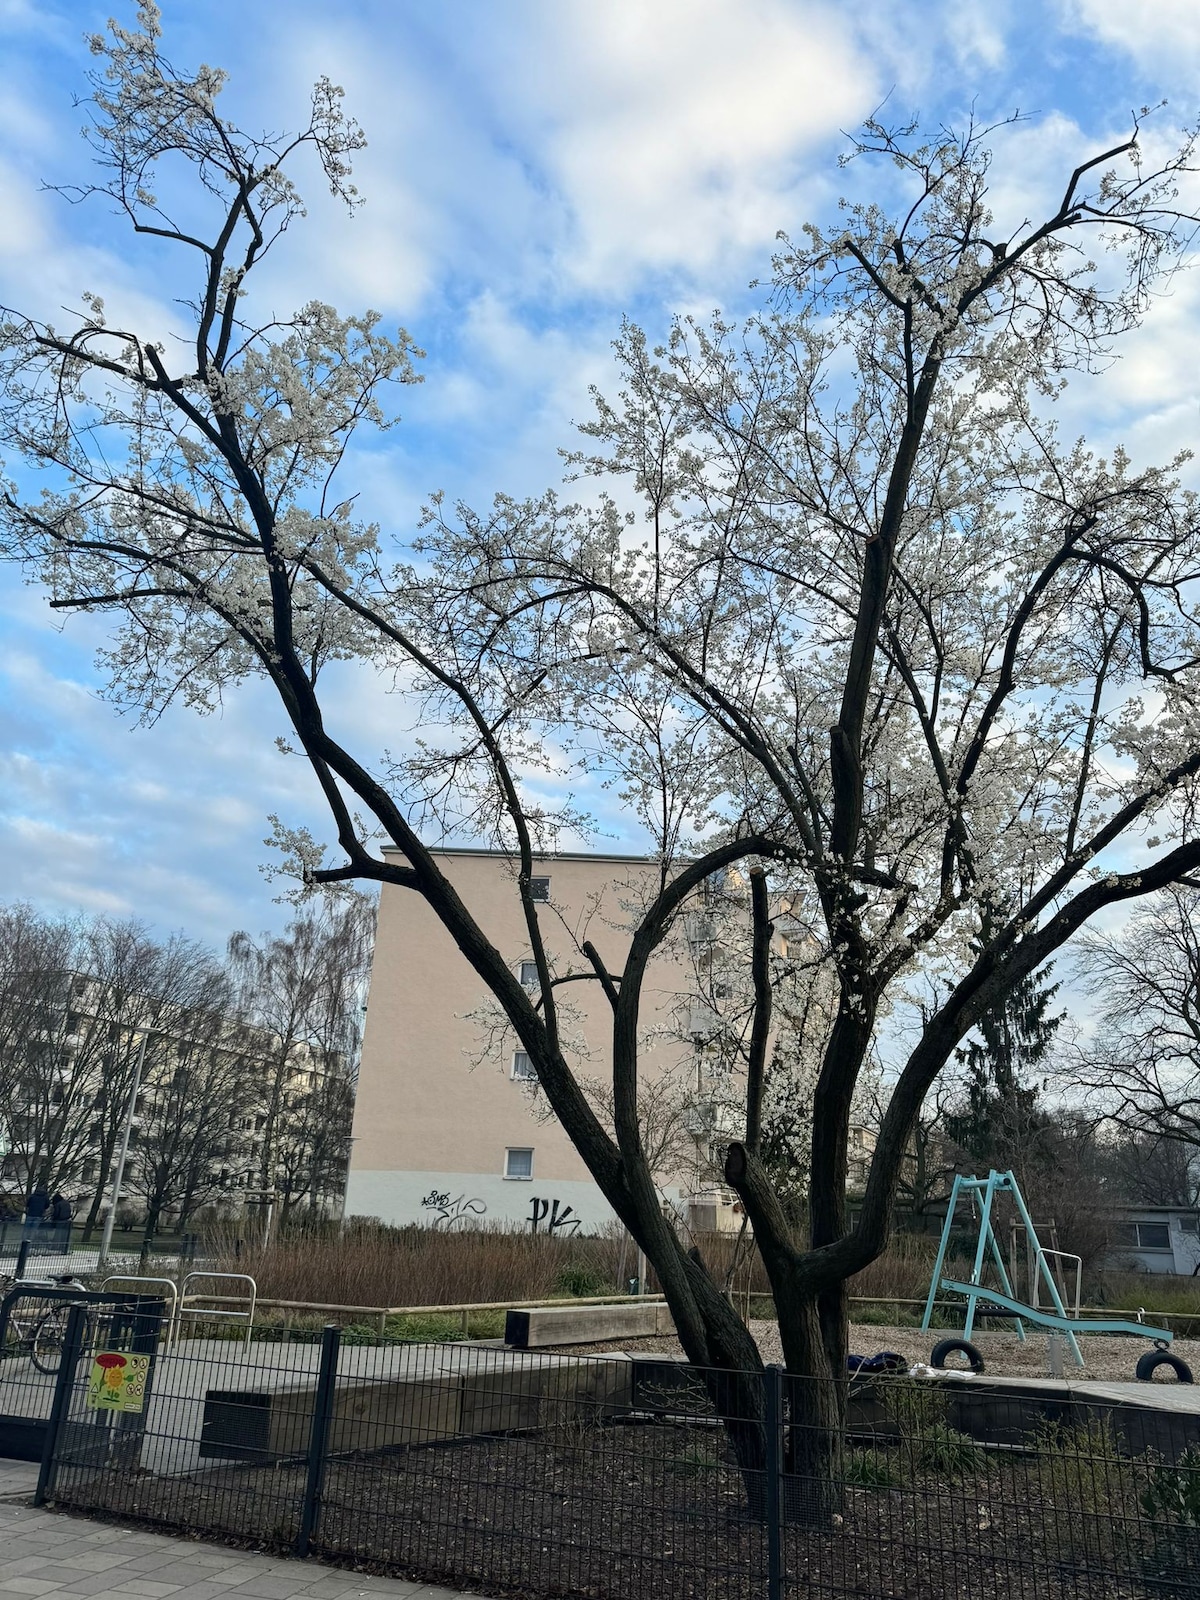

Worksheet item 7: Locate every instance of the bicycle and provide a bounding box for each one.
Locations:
[0,1273,95,1374]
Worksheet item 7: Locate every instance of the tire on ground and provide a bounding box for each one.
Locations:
[1135,1349,1194,1384]
[930,1337,985,1374]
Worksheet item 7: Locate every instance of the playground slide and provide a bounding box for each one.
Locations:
[939,1279,1174,1344]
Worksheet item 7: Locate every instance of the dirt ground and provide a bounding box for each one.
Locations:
[564,1318,1200,1382]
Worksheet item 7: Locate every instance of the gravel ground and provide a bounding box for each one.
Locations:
[559,1318,1200,1382]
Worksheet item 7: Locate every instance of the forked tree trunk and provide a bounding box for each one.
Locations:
[655,1270,851,1528]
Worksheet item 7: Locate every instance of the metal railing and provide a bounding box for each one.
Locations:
[1033,1246,1084,1319]
[100,1276,180,1348]
[177,1272,256,1349]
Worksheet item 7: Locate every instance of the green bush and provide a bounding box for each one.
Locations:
[1032,1418,1146,1568]
[844,1448,901,1489]
[669,1441,721,1478]
[851,1306,896,1326]
[552,1262,611,1298]
[915,1421,985,1477]
[1142,1446,1200,1526]
[1140,1447,1200,1598]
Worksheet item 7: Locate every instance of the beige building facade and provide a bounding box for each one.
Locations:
[347,848,712,1234]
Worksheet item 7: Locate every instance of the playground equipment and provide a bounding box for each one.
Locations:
[921,1170,1184,1375]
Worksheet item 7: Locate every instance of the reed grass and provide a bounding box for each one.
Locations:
[208,1215,1200,1328]
[208,1216,630,1308]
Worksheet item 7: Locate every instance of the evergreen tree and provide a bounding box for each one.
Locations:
[947,911,1063,1169]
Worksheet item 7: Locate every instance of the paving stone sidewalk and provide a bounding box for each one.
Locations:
[0,1467,482,1600]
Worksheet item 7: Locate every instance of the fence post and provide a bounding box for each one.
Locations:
[764,1364,784,1600]
[14,1239,29,1281]
[35,1301,88,1507]
[295,1322,341,1558]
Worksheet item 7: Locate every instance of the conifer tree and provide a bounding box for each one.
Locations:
[947,910,1063,1168]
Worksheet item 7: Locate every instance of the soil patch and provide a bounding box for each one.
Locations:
[50,1402,1195,1600]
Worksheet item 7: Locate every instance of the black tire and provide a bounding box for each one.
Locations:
[930,1337,985,1374]
[30,1306,92,1376]
[1136,1350,1194,1384]
[30,1305,68,1374]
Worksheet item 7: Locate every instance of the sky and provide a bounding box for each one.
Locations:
[1,0,1200,952]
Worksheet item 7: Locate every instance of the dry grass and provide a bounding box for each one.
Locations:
[208,1217,1200,1330]
[208,1217,630,1308]
[208,1218,946,1315]
[848,1231,940,1302]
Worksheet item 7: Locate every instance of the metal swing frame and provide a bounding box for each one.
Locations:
[920,1169,1174,1369]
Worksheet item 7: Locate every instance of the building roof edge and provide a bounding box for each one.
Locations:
[381,844,658,865]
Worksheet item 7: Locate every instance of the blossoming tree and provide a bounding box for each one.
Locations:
[5,5,1200,1502]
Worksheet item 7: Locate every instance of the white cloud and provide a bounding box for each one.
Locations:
[942,0,1011,72]
[1065,0,1200,76]
[482,0,874,293]
[255,0,875,311]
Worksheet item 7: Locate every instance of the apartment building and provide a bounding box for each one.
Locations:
[0,973,350,1221]
[347,848,748,1234]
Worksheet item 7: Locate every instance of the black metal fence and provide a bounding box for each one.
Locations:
[0,1282,166,1462]
[31,1318,1200,1599]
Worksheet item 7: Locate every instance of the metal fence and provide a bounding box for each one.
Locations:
[30,1317,1200,1599]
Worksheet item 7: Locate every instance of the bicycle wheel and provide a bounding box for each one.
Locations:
[30,1304,92,1375]
[30,1304,69,1374]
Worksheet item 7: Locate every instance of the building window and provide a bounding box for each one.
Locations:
[505,1147,534,1180]
[1116,1221,1172,1251]
[512,1051,536,1081]
[529,877,550,901]
[1138,1222,1172,1250]
[519,961,540,989]
[1181,1215,1200,1235]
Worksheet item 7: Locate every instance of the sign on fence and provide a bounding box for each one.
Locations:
[86,1352,150,1413]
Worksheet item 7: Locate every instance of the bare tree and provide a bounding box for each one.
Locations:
[1104,1129,1199,1209]
[75,920,227,1237]
[5,9,1200,1506]
[227,892,374,1214]
[125,972,250,1252]
[1074,887,1200,1163]
[0,905,89,1196]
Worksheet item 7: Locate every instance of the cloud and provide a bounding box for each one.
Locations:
[251,0,875,313]
[475,0,874,294]
[1065,0,1200,77]
[1,0,1198,983]
[0,613,325,946]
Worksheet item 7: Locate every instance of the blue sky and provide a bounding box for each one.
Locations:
[1,0,1200,950]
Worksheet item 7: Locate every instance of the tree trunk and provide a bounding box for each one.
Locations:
[81,1129,121,1241]
[139,1190,166,1271]
[768,1273,847,1527]
[670,1256,774,1514]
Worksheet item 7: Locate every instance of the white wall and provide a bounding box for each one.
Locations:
[345,1168,619,1233]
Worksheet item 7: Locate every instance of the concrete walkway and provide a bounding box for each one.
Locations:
[0,1465,486,1600]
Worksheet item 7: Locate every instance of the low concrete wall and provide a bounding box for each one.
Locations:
[200,1351,634,1462]
[849,1373,1200,1464]
[505,1301,675,1348]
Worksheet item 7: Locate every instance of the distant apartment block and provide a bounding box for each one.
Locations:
[347,848,753,1235]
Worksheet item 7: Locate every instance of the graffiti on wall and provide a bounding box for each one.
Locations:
[528,1196,581,1235]
[421,1190,488,1230]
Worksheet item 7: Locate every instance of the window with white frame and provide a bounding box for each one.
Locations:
[529,876,551,901]
[511,1050,536,1081]
[1115,1221,1171,1251]
[505,1147,534,1179]
[519,960,540,989]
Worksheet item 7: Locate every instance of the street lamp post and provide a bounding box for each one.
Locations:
[97,1029,150,1274]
